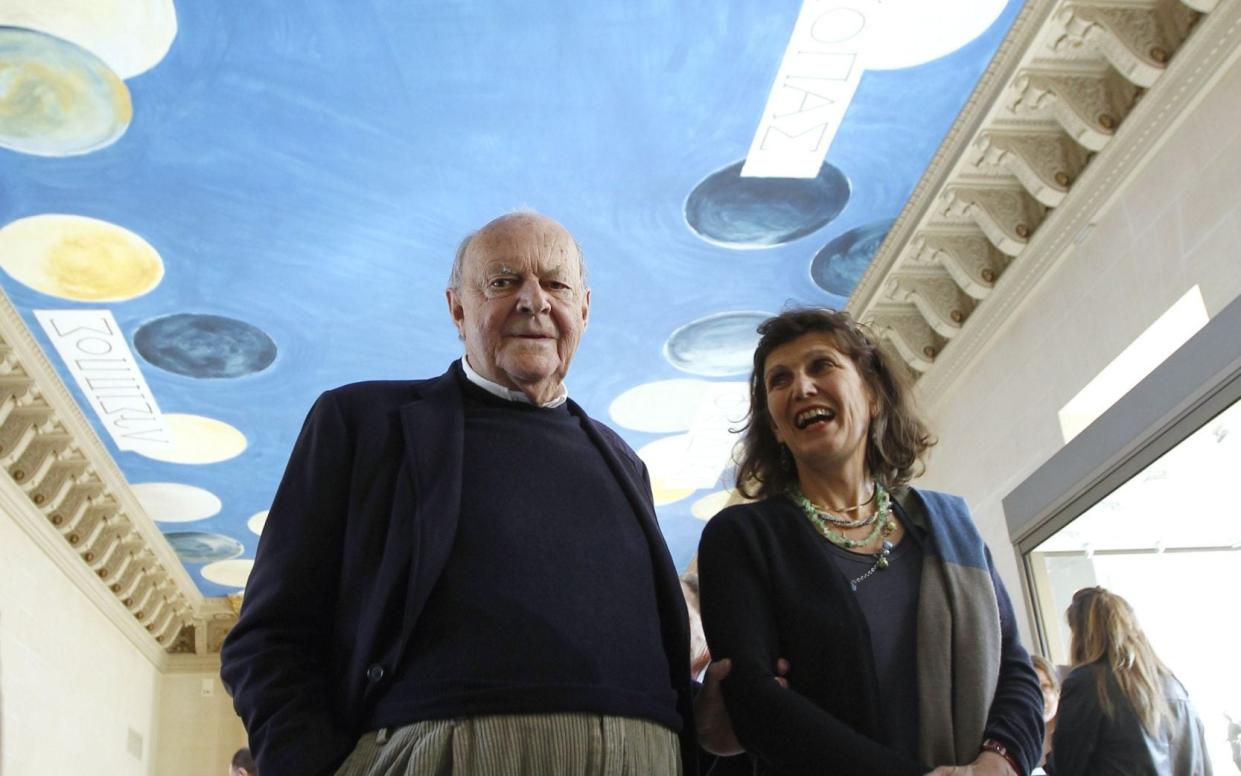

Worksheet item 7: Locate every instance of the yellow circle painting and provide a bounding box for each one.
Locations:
[0,214,164,301]
[129,413,248,465]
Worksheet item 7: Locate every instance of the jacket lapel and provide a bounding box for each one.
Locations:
[391,365,465,657]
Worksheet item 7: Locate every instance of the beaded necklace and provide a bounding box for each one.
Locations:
[790,481,897,590]
[790,482,894,549]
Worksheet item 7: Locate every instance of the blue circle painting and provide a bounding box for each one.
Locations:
[134,313,277,379]
[165,531,244,564]
[810,219,896,297]
[664,311,771,376]
[685,160,851,248]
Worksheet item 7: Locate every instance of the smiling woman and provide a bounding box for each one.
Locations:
[697,307,1044,775]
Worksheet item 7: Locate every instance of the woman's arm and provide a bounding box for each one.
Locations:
[698,510,928,776]
[979,548,1046,775]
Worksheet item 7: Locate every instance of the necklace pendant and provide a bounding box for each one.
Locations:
[850,580,858,592]
[876,555,890,570]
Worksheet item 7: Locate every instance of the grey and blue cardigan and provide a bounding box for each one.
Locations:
[698,487,1044,775]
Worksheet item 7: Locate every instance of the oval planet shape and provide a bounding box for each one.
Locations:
[810,219,896,297]
[685,159,851,248]
[0,27,131,156]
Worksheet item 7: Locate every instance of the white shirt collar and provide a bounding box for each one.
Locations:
[461,356,569,409]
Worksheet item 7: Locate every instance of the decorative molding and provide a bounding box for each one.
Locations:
[0,288,206,661]
[848,0,1238,413]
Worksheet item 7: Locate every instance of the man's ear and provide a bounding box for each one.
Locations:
[580,287,591,329]
[445,288,466,338]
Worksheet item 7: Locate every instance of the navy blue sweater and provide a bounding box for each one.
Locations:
[368,377,680,731]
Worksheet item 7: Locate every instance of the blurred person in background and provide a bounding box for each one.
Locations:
[1048,586,1212,775]
[1030,655,1060,775]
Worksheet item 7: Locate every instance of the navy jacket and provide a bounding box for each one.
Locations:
[1048,664,1212,776]
[220,364,696,776]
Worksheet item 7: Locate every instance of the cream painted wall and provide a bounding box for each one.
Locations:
[914,52,1241,633]
[0,500,246,775]
[1,503,161,776]
[154,670,247,776]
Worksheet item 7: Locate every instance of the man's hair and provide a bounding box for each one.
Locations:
[231,747,256,773]
[1067,586,1172,736]
[733,307,934,499]
[447,209,588,291]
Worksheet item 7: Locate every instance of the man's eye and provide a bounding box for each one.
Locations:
[489,278,514,289]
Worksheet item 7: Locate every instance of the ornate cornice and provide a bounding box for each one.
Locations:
[0,288,204,662]
[848,0,1237,409]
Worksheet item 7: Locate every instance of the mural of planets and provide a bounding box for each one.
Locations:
[165,531,245,563]
[685,160,851,248]
[132,481,222,523]
[0,1,1026,593]
[0,214,163,301]
[811,219,897,297]
[664,311,773,377]
[134,313,277,379]
[0,27,132,157]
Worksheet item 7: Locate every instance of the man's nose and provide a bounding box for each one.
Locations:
[516,280,551,314]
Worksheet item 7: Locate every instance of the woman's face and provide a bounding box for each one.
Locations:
[763,332,874,477]
[1035,665,1060,722]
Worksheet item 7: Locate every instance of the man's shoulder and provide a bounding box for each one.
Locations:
[319,369,456,409]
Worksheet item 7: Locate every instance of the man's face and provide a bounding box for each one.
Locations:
[447,214,590,399]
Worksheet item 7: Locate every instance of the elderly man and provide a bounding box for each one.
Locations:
[220,212,702,776]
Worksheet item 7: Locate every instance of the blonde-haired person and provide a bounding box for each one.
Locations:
[1048,586,1212,775]
[1030,655,1060,775]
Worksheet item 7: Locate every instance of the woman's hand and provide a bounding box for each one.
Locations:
[925,751,1017,776]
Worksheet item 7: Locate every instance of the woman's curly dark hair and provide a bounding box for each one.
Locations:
[733,307,934,499]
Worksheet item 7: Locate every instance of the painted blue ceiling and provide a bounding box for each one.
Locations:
[0,1,1022,595]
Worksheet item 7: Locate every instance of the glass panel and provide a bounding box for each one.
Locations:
[1026,397,1241,771]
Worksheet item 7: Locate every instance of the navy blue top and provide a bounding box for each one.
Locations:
[368,375,680,731]
[822,506,924,760]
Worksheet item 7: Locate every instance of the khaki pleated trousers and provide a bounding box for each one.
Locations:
[334,713,681,776]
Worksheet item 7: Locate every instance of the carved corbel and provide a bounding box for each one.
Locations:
[63,501,118,551]
[8,431,72,490]
[866,309,942,373]
[909,232,1009,300]
[81,519,129,570]
[109,553,148,600]
[29,457,89,512]
[974,130,1090,207]
[1055,3,1195,88]
[157,618,189,647]
[0,404,55,467]
[0,372,35,424]
[46,479,105,529]
[1009,69,1140,151]
[942,186,1045,256]
[96,535,144,584]
[883,272,974,339]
